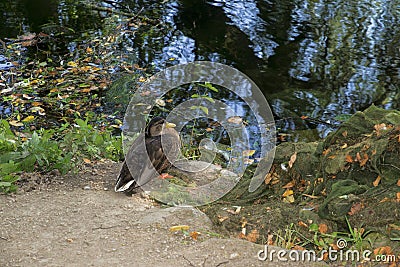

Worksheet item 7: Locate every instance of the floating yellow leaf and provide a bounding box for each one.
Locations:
[9,120,23,127]
[373,246,392,256]
[138,76,147,82]
[22,94,33,99]
[242,150,256,157]
[67,61,78,67]
[155,99,166,106]
[169,225,190,232]
[227,116,243,124]
[31,101,42,106]
[22,116,35,123]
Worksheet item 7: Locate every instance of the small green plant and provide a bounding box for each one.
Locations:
[0,118,123,193]
[274,223,303,249]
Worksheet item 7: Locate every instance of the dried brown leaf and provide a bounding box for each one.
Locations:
[318,223,328,234]
[264,172,273,185]
[359,153,369,167]
[246,229,259,243]
[373,246,392,256]
[298,221,308,228]
[345,154,353,163]
[372,175,381,187]
[190,231,200,240]
[348,202,363,216]
[282,181,295,189]
[288,152,297,168]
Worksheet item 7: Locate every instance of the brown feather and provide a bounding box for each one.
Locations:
[115,117,180,194]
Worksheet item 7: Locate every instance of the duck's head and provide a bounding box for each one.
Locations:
[145,116,176,137]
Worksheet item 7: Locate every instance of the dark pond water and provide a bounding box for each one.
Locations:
[1,0,400,141]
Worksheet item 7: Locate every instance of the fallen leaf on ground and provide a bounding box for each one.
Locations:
[169,225,190,232]
[83,158,91,164]
[218,215,229,222]
[348,202,364,215]
[189,231,200,240]
[298,221,308,228]
[283,195,295,203]
[318,223,328,234]
[345,154,353,163]
[373,246,392,255]
[159,173,174,179]
[302,194,319,199]
[282,181,295,189]
[22,116,35,123]
[373,175,381,187]
[359,153,369,167]
[288,152,297,168]
[246,229,259,243]
[282,189,293,197]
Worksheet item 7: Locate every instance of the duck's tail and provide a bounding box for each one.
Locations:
[114,161,137,192]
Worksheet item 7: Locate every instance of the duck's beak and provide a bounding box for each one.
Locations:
[165,122,176,128]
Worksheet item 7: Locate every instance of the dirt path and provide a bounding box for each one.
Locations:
[0,161,326,267]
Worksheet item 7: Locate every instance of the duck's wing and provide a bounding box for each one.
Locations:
[114,134,158,193]
[146,132,181,173]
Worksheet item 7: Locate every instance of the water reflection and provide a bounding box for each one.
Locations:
[1,0,399,140]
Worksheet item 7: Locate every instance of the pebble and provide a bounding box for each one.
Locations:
[83,185,91,190]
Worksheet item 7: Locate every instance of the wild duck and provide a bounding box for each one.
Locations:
[115,117,181,194]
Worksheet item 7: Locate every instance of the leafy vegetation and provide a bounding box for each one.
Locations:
[0,118,122,193]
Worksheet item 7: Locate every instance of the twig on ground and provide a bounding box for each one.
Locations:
[181,255,196,266]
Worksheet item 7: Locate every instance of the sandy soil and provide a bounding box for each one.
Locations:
[0,161,328,267]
